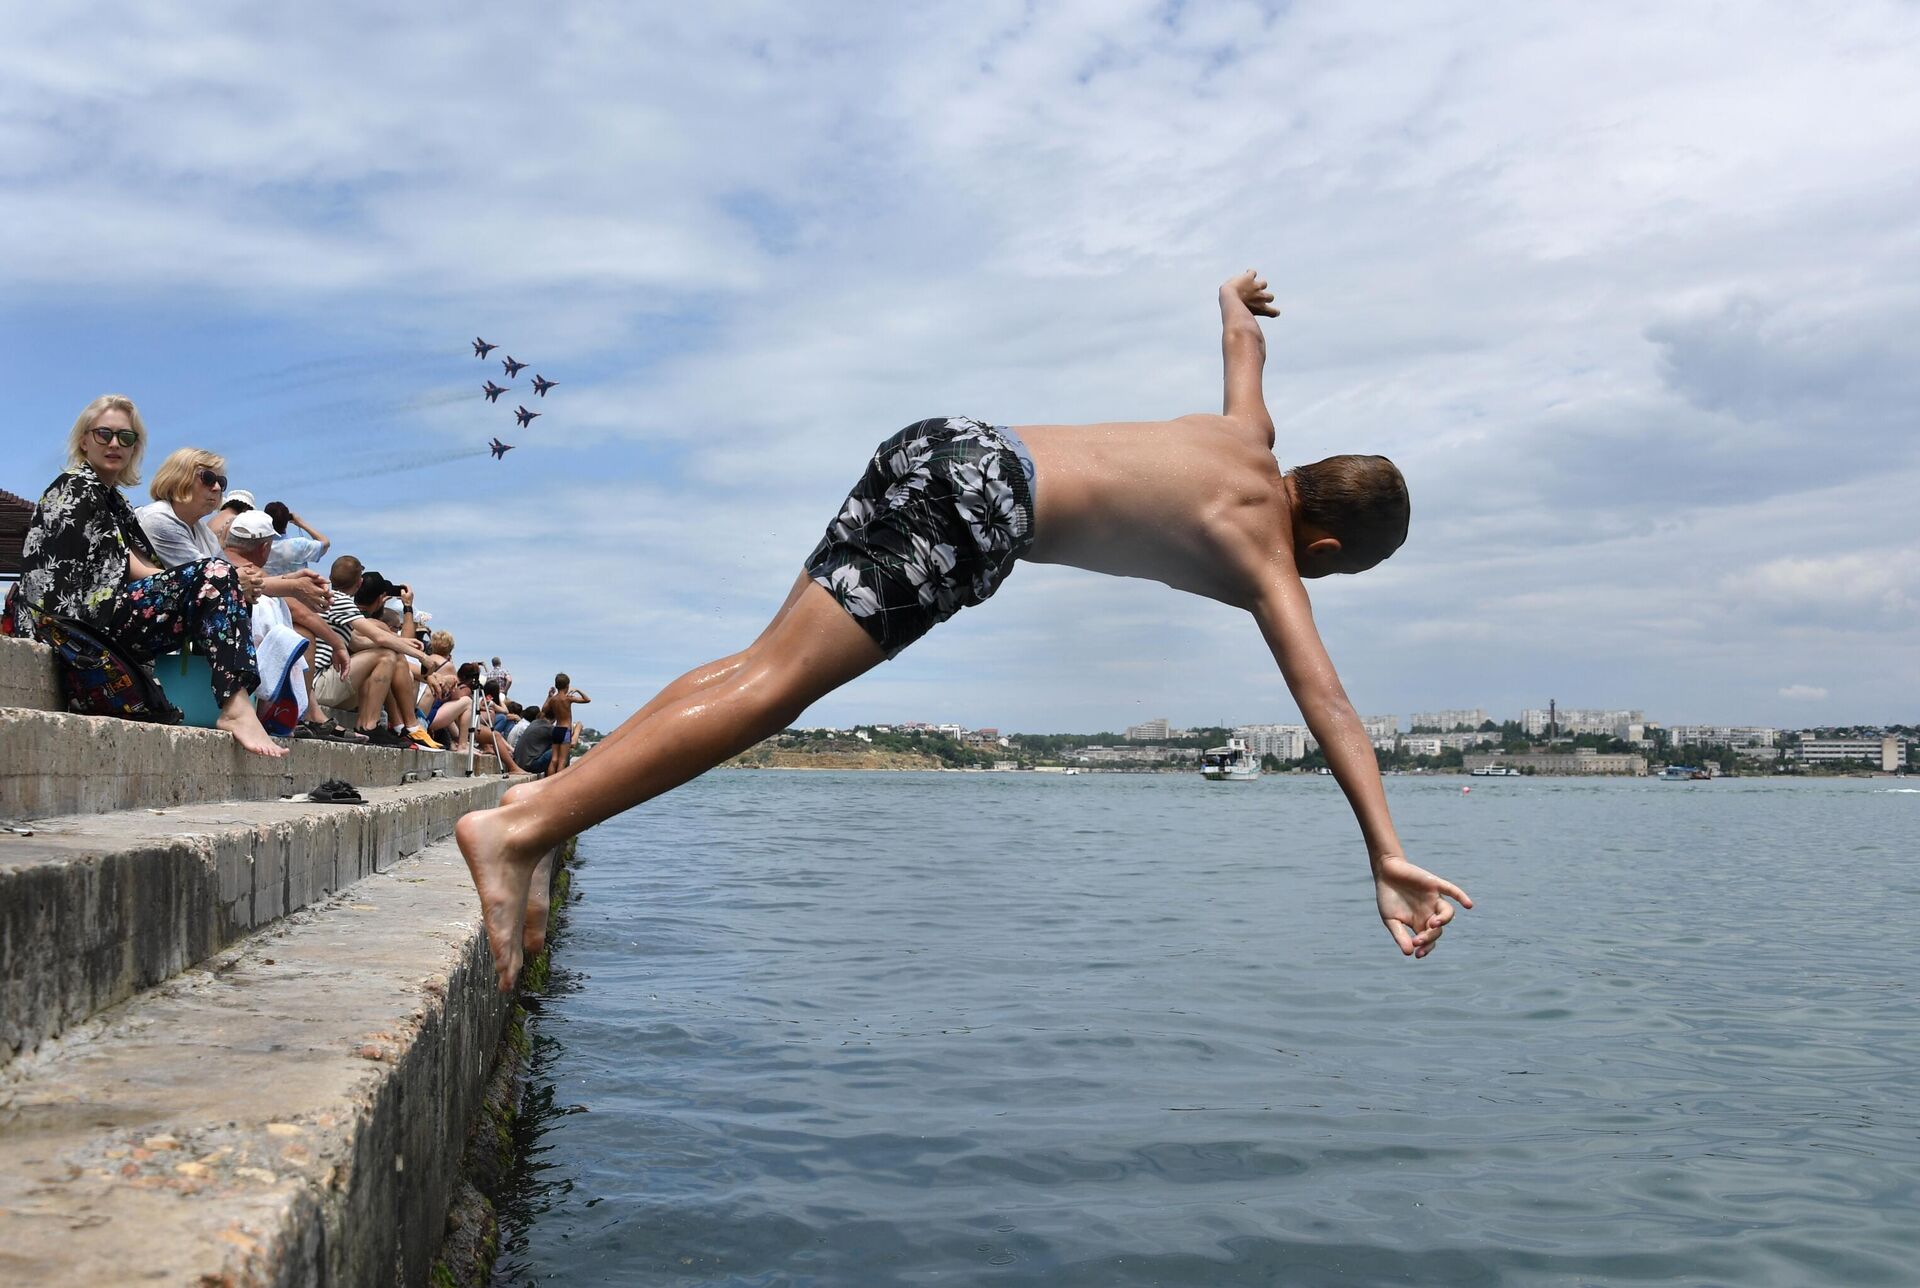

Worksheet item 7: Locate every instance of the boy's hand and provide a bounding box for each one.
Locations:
[1221,269,1278,318]
[1372,855,1473,959]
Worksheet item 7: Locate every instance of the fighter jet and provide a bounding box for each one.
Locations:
[501,356,529,378]
[482,379,509,403]
[473,337,498,359]
[531,374,557,397]
[489,438,514,458]
[513,405,541,428]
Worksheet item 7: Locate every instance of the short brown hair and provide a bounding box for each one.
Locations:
[329,554,363,590]
[1290,455,1409,571]
[148,447,226,505]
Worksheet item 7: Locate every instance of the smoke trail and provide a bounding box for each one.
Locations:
[308,443,493,484]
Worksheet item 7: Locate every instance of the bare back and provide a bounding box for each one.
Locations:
[1015,415,1295,608]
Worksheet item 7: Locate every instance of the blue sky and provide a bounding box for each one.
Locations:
[4,3,1916,732]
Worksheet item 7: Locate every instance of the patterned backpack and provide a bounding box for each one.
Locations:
[3,586,182,723]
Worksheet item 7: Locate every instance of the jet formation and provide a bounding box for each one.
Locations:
[474,339,559,458]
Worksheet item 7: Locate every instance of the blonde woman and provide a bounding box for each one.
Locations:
[6,396,283,757]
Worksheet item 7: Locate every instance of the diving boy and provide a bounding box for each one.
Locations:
[459,270,1472,991]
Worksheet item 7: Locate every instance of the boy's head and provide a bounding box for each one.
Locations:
[553,673,570,691]
[330,555,364,594]
[1286,455,1409,578]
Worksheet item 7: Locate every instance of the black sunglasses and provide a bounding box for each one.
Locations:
[89,427,140,447]
[196,468,228,490]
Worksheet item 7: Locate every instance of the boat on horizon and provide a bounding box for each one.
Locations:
[1200,739,1260,782]
[1660,764,1713,781]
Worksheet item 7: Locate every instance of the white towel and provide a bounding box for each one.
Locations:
[252,618,310,723]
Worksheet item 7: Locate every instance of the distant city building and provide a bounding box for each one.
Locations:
[1795,736,1908,771]
[1522,707,1644,738]
[1401,736,1443,757]
[1073,744,1197,765]
[1438,730,1499,751]
[1236,723,1315,762]
[1360,714,1398,738]
[1410,708,1489,732]
[1465,748,1648,776]
[1124,717,1170,742]
[1668,725,1778,748]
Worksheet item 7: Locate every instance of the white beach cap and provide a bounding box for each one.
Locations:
[227,509,277,543]
[224,488,257,510]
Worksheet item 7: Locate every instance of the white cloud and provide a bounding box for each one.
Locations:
[1778,685,1829,702]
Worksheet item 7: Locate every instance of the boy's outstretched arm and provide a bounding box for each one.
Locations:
[1220,270,1278,445]
[1250,575,1473,959]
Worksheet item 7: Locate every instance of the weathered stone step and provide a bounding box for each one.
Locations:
[1,775,510,1064]
[0,635,61,712]
[0,705,499,821]
[0,835,526,1287]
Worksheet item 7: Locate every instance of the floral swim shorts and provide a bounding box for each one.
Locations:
[806,417,1037,658]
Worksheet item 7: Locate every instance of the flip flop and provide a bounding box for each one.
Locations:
[308,779,366,805]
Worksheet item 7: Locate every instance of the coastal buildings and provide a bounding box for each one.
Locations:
[1410,708,1489,732]
[1235,723,1315,762]
[1464,748,1649,776]
[1521,707,1644,737]
[1669,726,1778,748]
[1124,717,1170,742]
[1795,735,1909,771]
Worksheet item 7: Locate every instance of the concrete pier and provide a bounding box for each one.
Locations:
[0,632,549,1285]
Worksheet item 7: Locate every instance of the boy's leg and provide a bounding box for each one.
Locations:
[500,574,813,806]
[522,849,556,955]
[458,573,885,991]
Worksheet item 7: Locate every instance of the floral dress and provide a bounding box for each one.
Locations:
[8,465,260,703]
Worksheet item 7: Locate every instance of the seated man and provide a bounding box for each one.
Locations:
[327,557,443,749]
[510,712,565,778]
[220,510,343,739]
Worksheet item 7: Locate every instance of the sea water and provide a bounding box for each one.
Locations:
[494,773,1920,1286]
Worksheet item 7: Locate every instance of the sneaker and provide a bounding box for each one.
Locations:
[407,726,444,751]
[365,726,405,748]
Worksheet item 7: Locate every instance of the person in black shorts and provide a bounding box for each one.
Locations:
[459,270,1472,992]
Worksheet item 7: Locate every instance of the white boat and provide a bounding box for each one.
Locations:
[1470,765,1522,777]
[1200,738,1260,782]
[1660,764,1712,781]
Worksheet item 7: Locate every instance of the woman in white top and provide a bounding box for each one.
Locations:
[134,448,226,567]
[135,447,333,653]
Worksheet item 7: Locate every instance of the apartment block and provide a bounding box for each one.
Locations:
[1410,708,1489,732]
[1124,717,1171,742]
[1796,736,1909,771]
[1521,707,1644,737]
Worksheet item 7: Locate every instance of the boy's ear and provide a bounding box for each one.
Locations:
[1305,535,1342,560]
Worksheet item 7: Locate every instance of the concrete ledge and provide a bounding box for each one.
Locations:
[1,776,515,1063]
[0,636,61,712]
[1,706,499,821]
[0,837,528,1286]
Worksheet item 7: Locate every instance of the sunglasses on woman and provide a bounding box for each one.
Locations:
[197,468,228,490]
[89,427,140,447]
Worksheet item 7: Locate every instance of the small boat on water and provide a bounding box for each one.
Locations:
[1661,764,1712,781]
[1200,738,1260,782]
[1470,765,1522,778]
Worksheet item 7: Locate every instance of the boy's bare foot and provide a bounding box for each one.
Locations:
[522,850,556,956]
[216,698,289,759]
[500,774,553,810]
[456,807,543,992]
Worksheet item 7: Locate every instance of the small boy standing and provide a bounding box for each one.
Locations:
[461,271,1471,991]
